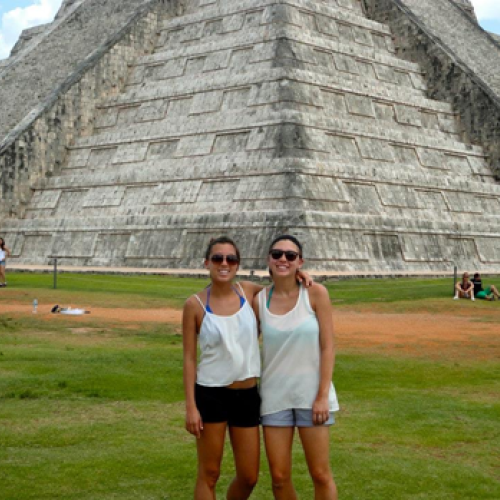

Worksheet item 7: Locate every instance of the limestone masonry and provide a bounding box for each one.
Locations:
[1,0,500,272]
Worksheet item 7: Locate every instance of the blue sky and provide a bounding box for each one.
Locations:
[0,0,499,60]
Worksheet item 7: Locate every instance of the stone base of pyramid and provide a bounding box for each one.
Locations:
[3,209,500,272]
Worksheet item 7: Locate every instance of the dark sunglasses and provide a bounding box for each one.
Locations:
[210,254,239,265]
[269,250,301,262]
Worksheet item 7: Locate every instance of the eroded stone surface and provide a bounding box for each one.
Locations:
[1,0,500,272]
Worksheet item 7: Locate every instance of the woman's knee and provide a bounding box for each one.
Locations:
[310,466,334,488]
[270,468,292,489]
[199,465,221,488]
[237,471,258,490]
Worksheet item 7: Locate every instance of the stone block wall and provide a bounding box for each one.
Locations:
[362,0,500,180]
[450,0,476,19]
[2,0,500,272]
[0,0,168,219]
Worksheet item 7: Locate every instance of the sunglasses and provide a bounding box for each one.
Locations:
[210,254,239,265]
[269,250,301,262]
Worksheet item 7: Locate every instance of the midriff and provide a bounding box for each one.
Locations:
[228,377,258,389]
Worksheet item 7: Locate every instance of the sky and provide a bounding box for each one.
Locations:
[0,0,500,60]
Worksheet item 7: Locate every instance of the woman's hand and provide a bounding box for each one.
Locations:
[296,269,313,287]
[186,405,204,438]
[312,396,330,426]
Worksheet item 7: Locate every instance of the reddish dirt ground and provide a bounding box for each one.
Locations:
[2,302,499,360]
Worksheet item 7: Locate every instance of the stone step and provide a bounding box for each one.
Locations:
[22,195,500,231]
[6,209,500,245]
[157,0,395,55]
[127,25,425,93]
[94,73,461,141]
[44,157,499,195]
[103,68,450,115]
[162,0,367,27]
[5,207,500,270]
[25,177,499,228]
[25,152,498,220]
[148,22,415,72]
[70,107,483,161]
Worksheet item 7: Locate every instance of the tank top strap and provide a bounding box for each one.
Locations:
[192,294,206,313]
[234,282,247,300]
[258,287,269,319]
[300,284,314,315]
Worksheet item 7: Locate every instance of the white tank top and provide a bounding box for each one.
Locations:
[258,285,339,416]
[194,283,261,387]
[0,249,6,260]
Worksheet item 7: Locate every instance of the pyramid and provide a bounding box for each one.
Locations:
[1,0,500,272]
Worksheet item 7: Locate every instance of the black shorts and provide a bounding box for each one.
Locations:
[195,384,261,427]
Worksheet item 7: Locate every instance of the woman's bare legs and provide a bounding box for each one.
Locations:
[454,283,474,300]
[195,423,227,500]
[0,265,5,285]
[227,426,260,500]
[299,426,337,500]
[264,427,298,500]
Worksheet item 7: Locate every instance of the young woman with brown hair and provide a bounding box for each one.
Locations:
[254,235,339,500]
[182,236,311,500]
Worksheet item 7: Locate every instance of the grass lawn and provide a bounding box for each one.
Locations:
[1,273,499,499]
[1,271,476,307]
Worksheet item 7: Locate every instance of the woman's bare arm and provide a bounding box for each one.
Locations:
[239,270,313,301]
[182,297,203,438]
[310,284,335,425]
[252,292,261,337]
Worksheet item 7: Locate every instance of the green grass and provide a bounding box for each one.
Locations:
[1,274,500,498]
[4,272,210,308]
[6,271,498,307]
[0,315,499,499]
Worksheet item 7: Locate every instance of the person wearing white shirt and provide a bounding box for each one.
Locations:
[182,235,312,500]
[0,237,11,287]
[254,235,339,500]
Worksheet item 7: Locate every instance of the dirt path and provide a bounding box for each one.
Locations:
[0,304,182,323]
[2,303,499,359]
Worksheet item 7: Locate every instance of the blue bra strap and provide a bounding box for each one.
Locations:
[206,285,245,314]
[267,286,275,309]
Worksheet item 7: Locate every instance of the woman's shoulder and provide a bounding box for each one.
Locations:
[237,280,268,299]
[305,283,330,309]
[184,290,207,311]
[305,282,329,298]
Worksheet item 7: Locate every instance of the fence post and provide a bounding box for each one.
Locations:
[53,258,58,290]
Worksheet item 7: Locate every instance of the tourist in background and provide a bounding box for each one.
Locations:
[254,235,339,500]
[0,237,11,287]
[454,272,474,300]
[472,273,499,301]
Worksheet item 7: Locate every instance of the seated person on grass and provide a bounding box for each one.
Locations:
[472,273,499,301]
[454,272,474,301]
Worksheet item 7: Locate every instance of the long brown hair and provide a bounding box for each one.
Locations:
[204,236,240,262]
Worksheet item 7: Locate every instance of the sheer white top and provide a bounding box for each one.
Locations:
[193,283,261,387]
[258,285,339,416]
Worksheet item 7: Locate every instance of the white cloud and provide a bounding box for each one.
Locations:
[0,0,63,60]
[470,0,500,21]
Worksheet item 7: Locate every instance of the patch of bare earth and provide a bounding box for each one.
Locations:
[2,303,499,360]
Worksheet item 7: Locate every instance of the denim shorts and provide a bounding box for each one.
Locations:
[261,409,335,428]
[0,261,5,266]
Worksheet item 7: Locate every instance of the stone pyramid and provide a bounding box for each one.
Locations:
[1,0,500,272]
